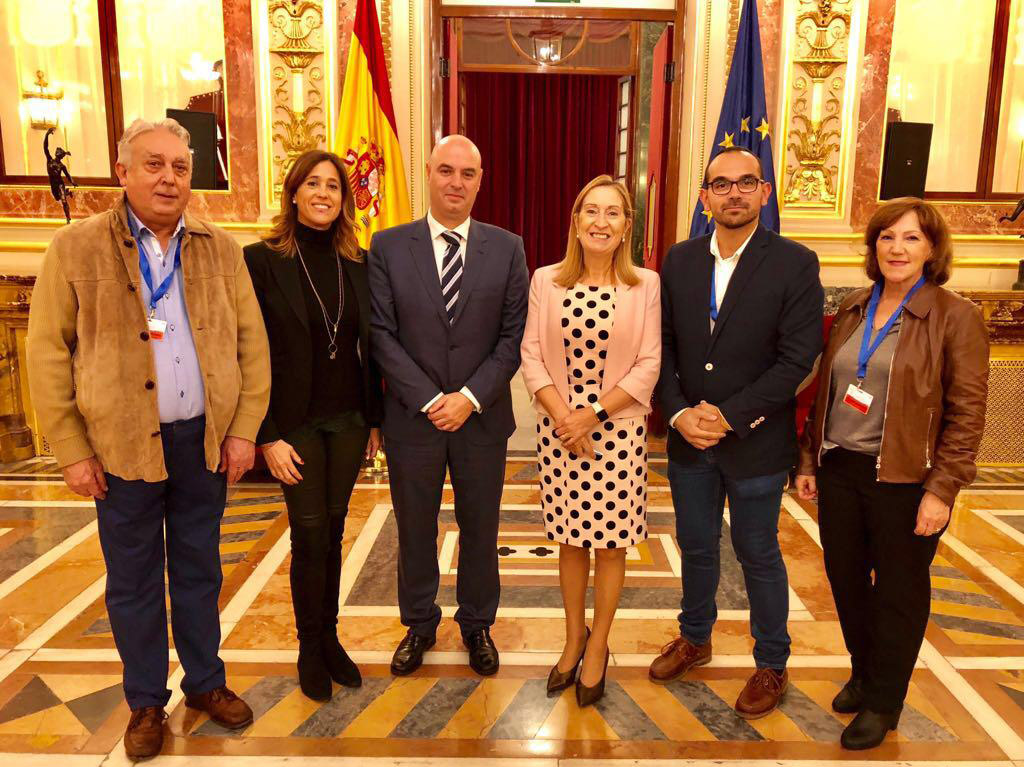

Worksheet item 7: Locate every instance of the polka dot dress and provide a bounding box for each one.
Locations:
[537,285,648,549]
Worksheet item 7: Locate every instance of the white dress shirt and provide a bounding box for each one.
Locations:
[421,210,481,413]
[669,226,757,428]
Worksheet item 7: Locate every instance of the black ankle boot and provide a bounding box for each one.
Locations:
[840,707,901,750]
[322,633,362,687]
[297,640,332,701]
[832,676,864,713]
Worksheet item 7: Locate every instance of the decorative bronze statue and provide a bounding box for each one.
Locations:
[44,128,76,224]
[998,199,1024,289]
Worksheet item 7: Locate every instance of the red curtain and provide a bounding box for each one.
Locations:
[462,72,619,273]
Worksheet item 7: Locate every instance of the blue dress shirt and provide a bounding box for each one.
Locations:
[127,205,206,423]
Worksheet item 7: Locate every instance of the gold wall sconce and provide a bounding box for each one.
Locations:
[22,70,64,130]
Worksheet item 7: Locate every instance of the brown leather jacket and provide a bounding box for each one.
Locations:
[798,281,988,507]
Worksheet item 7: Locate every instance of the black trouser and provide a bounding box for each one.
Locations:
[386,433,507,639]
[817,447,944,713]
[280,413,369,642]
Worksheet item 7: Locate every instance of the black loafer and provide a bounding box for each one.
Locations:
[832,676,864,713]
[840,707,901,750]
[463,628,499,676]
[390,630,435,676]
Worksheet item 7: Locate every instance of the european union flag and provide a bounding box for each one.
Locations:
[689,0,779,238]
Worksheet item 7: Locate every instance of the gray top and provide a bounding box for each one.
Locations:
[823,314,901,457]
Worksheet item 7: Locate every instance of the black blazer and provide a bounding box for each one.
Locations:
[368,217,529,445]
[243,240,383,444]
[657,225,824,477]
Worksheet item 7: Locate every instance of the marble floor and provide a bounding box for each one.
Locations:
[1,445,1024,767]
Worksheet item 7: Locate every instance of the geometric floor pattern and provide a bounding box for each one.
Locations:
[1,445,1024,766]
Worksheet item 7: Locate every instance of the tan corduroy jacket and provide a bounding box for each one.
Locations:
[26,196,271,481]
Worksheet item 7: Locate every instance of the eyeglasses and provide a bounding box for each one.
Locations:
[704,175,764,196]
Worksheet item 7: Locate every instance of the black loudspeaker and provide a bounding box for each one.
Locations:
[879,121,932,200]
[166,109,217,190]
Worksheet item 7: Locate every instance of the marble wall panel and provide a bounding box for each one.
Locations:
[757,0,784,124]
[0,0,261,222]
[845,0,1024,233]
[848,0,895,230]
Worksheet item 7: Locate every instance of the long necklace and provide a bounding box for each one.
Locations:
[295,242,344,360]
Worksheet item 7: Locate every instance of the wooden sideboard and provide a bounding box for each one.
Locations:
[960,291,1024,466]
[0,276,40,462]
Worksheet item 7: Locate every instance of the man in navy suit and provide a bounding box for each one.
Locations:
[649,147,823,718]
[368,135,529,676]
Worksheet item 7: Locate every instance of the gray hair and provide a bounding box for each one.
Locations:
[116,118,192,168]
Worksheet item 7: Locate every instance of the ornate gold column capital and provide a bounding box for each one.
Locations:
[260,0,334,203]
[779,0,859,218]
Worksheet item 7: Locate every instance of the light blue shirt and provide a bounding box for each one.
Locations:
[127,205,206,423]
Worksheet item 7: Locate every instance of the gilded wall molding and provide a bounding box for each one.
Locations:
[382,0,392,73]
[258,0,337,206]
[778,0,861,217]
[726,0,741,75]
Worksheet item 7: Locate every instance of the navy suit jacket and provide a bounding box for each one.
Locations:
[656,225,824,477]
[368,217,529,445]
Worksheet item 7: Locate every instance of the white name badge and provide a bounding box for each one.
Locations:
[842,384,873,415]
[147,317,167,341]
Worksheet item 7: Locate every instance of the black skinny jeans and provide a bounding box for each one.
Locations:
[280,413,369,642]
[817,447,944,713]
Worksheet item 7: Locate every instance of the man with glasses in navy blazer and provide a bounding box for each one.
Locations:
[650,146,823,719]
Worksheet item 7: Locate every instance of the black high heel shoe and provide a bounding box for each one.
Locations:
[547,627,590,695]
[575,645,609,707]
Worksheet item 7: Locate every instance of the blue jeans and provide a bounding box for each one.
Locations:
[668,450,791,669]
[94,416,227,710]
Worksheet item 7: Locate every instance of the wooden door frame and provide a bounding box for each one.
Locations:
[428,1,686,252]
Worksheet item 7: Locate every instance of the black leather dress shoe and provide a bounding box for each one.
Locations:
[832,676,864,713]
[841,707,901,750]
[391,631,435,676]
[463,628,499,676]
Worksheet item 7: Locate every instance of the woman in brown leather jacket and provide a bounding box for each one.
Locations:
[795,198,988,750]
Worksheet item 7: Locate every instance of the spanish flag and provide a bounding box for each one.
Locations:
[335,0,411,248]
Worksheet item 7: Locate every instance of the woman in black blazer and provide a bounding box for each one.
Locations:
[244,150,382,701]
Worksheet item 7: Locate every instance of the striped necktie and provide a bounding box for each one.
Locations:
[440,231,463,324]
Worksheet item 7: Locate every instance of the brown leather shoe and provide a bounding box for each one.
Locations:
[648,636,712,684]
[184,686,253,729]
[123,706,166,760]
[735,668,788,719]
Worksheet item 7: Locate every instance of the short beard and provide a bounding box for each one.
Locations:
[714,208,759,230]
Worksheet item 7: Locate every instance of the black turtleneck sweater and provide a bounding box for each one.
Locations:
[294,223,363,418]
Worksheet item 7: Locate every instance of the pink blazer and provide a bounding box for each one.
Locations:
[520,264,661,419]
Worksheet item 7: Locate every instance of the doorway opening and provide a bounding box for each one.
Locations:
[438,10,678,275]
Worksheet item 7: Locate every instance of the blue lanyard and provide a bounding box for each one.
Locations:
[129,215,182,315]
[710,268,718,321]
[856,277,924,382]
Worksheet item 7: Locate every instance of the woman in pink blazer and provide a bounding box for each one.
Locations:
[521,175,661,706]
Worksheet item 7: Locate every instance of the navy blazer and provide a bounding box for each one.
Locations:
[656,225,824,477]
[368,217,529,445]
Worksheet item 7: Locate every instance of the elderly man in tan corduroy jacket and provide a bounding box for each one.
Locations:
[26,117,270,760]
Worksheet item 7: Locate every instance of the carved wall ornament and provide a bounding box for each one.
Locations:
[267,0,330,195]
[270,0,323,70]
[780,0,857,215]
